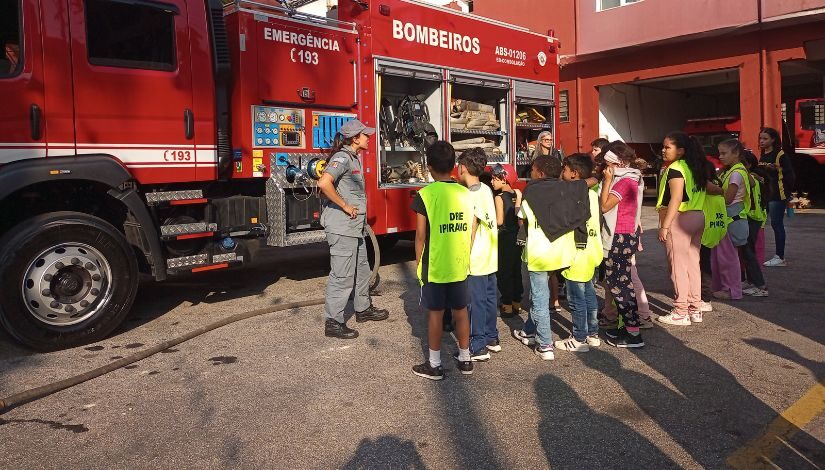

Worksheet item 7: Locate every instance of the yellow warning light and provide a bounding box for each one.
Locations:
[251,217,258,224]
[49,170,60,175]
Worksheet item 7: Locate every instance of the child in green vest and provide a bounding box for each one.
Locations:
[457,148,500,360]
[743,151,769,288]
[557,154,603,352]
[711,139,753,300]
[411,141,475,380]
[512,156,590,360]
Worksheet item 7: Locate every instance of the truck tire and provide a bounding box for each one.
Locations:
[0,212,139,351]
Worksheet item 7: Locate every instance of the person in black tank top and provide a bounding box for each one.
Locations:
[491,165,524,316]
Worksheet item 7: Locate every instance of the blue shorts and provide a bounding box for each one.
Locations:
[421,280,469,311]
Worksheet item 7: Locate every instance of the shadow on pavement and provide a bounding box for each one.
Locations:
[341,435,426,470]
[534,373,678,467]
[736,338,825,467]
[585,327,824,468]
[398,258,504,469]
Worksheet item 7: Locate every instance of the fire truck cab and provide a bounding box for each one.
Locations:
[0,0,558,350]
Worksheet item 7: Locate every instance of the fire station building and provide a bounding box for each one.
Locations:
[471,0,825,157]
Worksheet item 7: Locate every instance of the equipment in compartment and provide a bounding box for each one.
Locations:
[452,135,503,156]
[312,111,355,149]
[517,106,547,124]
[449,93,508,163]
[450,99,501,130]
[380,158,429,184]
[377,70,443,186]
[252,105,305,148]
[380,94,438,153]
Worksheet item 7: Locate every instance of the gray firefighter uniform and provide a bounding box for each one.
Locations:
[321,148,371,322]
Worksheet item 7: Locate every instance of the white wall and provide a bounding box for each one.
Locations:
[598,83,736,143]
[296,1,330,16]
[297,0,470,14]
[598,84,687,143]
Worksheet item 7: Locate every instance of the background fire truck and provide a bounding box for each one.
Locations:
[0,0,559,349]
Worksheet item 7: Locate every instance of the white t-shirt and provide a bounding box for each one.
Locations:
[728,171,746,205]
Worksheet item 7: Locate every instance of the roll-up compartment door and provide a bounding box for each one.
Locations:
[376,61,441,81]
[514,80,555,104]
[449,72,509,90]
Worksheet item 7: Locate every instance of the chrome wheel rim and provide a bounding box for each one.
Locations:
[21,243,113,326]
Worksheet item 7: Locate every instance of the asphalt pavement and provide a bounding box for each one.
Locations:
[1,206,824,469]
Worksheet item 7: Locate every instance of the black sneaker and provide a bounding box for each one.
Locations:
[604,328,621,339]
[453,351,490,362]
[606,330,645,348]
[455,358,474,375]
[355,305,389,322]
[412,361,444,381]
[324,319,359,339]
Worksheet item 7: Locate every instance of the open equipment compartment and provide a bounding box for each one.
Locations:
[513,80,556,179]
[448,72,510,164]
[377,62,444,187]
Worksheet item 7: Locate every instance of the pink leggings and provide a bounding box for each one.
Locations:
[665,210,704,315]
[711,234,743,299]
[755,227,765,266]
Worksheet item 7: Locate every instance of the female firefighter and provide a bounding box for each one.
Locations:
[317,119,389,339]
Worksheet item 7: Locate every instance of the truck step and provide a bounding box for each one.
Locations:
[160,222,218,240]
[166,253,208,269]
[146,190,207,206]
[166,252,241,274]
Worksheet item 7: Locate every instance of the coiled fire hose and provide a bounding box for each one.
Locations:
[0,227,382,414]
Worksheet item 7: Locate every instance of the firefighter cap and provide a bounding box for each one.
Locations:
[339,119,376,138]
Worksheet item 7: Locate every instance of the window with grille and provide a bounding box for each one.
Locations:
[800,102,825,130]
[559,90,569,123]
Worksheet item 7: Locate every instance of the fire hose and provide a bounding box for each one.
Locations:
[0,228,382,415]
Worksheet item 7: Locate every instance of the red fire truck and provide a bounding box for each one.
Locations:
[0,0,559,350]
[791,98,825,165]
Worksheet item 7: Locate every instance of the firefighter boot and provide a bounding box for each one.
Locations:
[325,319,359,339]
[355,305,389,323]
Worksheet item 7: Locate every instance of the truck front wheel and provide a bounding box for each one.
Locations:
[0,212,139,351]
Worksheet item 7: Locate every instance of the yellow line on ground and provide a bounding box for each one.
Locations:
[727,381,825,469]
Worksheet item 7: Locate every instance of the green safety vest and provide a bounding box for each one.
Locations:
[417,182,473,285]
[656,160,705,212]
[520,200,577,272]
[721,162,751,220]
[469,184,498,276]
[748,173,768,223]
[562,190,603,282]
[701,194,729,248]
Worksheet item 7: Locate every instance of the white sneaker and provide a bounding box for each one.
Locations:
[697,301,713,313]
[554,337,590,352]
[657,312,691,326]
[763,256,786,267]
[742,281,755,290]
[534,345,555,360]
[586,335,602,347]
[512,329,536,346]
[689,310,703,323]
[744,287,769,297]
